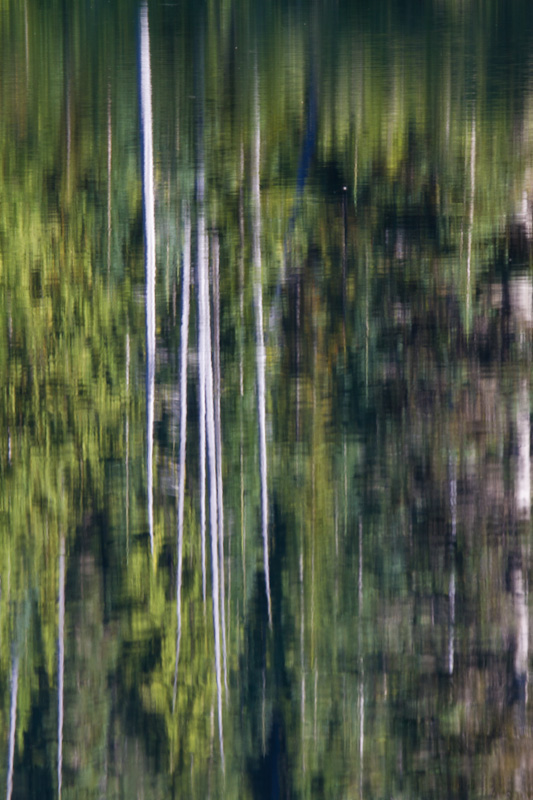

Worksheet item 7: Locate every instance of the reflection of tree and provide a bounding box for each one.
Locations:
[139,1,156,559]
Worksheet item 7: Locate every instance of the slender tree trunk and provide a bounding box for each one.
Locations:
[239,142,246,610]
[358,517,364,800]
[126,331,130,560]
[174,211,191,705]
[197,163,224,762]
[466,108,476,331]
[212,234,228,690]
[198,219,207,607]
[252,69,272,625]
[58,536,65,799]
[107,84,112,274]
[139,1,156,558]
[515,378,531,519]
[6,652,18,800]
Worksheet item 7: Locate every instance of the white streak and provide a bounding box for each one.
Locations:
[174,212,191,704]
[58,537,65,799]
[516,379,531,519]
[6,654,18,800]
[139,2,156,558]
[198,197,224,763]
[197,207,207,607]
[212,234,228,690]
[252,72,272,626]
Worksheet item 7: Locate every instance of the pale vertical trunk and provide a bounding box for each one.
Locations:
[358,517,364,800]
[107,85,112,273]
[342,187,347,351]
[58,536,65,799]
[126,332,130,560]
[300,553,306,775]
[447,455,456,675]
[509,275,533,331]
[252,72,272,625]
[261,668,266,756]
[24,0,29,89]
[313,667,318,750]
[6,654,18,800]
[447,571,455,676]
[239,143,246,608]
[365,249,369,401]
[466,110,476,328]
[311,337,317,656]
[198,216,207,607]
[198,177,224,762]
[515,378,531,519]
[296,279,301,441]
[65,43,71,200]
[212,234,228,690]
[204,266,224,764]
[139,1,156,558]
[510,563,529,691]
[174,211,191,704]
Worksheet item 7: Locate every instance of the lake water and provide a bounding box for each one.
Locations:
[2,0,533,797]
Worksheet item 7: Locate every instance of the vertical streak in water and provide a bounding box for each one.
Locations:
[364,248,369,403]
[107,84,112,274]
[447,454,456,676]
[126,332,130,562]
[296,279,301,442]
[212,234,228,690]
[6,653,18,800]
[174,212,191,706]
[358,517,364,800]
[198,217,207,607]
[64,14,71,199]
[58,537,65,799]
[204,254,224,763]
[197,159,224,761]
[196,122,208,606]
[239,143,246,607]
[342,187,347,352]
[300,553,306,775]
[139,2,156,558]
[24,0,29,89]
[516,379,530,519]
[466,109,476,329]
[252,70,272,626]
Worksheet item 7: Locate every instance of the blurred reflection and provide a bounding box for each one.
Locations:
[1,0,533,798]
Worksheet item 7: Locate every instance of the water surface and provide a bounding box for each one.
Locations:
[2,1,533,797]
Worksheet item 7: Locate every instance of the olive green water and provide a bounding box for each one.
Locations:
[3,1,533,797]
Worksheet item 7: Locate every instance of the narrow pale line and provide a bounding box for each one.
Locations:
[6,654,18,800]
[107,84,112,273]
[300,552,305,774]
[448,571,455,676]
[516,379,530,518]
[212,234,228,691]
[448,455,456,676]
[126,332,130,562]
[139,1,157,559]
[197,216,207,608]
[358,517,364,799]
[239,143,246,612]
[197,194,224,763]
[200,238,224,762]
[203,242,225,763]
[58,537,65,799]
[174,212,191,708]
[252,70,272,626]
[466,109,476,329]
[24,0,29,89]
